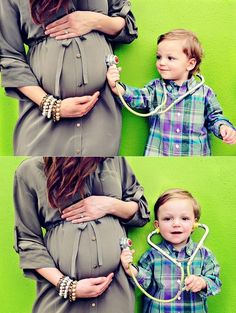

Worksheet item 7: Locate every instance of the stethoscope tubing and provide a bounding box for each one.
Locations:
[116,74,205,117]
[128,223,209,303]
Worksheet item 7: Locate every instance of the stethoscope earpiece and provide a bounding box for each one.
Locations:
[155,227,160,234]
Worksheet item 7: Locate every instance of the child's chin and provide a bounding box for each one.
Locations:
[160,74,172,80]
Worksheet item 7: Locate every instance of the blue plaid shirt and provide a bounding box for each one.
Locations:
[135,239,221,313]
[122,77,234,156]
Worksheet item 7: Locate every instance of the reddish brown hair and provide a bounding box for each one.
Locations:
[43,157,105,208]
[29,0,69,24]
[154,188,201,221]
[157,29,204,76]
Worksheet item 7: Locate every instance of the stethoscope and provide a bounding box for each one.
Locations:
[120,223,209,303]
[105,54,205,117]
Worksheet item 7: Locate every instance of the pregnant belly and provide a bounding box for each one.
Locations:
[29,33,111,98]
[45,217,125,279]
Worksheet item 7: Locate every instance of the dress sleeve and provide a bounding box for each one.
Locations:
[205,87,235,138]
[0,1,39,99]
[14,170,56,281]
[107,0,138,44]
[118,157,150,227]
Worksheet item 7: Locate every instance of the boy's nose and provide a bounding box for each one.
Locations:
[172,220,181,226]
[158,58,166,66]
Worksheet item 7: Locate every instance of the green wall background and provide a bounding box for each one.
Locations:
[0,156,236,312]
[1,0,236,155]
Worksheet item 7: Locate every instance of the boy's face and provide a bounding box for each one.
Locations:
[156,39,196,85]
[154,198,196,251]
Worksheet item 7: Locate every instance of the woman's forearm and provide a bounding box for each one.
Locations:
[108,198,138,220]
[36,267,63,286]
[92,13,125,35]
[18,86,47,106]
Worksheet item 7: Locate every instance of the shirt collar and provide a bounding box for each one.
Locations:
[161,237,195,257]
[163,75,198,93]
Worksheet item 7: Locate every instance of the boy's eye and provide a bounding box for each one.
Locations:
[168,56,175,61]
[163,217,171,221]
[156,55,161,60]
[182,217,190,221]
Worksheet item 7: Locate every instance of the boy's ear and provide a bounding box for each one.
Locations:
[187,58,197,71]
[154,220,159,229]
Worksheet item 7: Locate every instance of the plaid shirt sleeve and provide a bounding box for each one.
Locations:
[198,248,222,298]
[121,79,162,111]
[205,87,235,138]
[135,250,155,289]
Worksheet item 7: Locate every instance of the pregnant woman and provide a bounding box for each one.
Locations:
[13,157,150,313]
[0,1,137,155]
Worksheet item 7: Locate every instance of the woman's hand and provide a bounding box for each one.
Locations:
[45,11,125,40]
[45,11,98,39]
[60,91,99,118]
[76,273,114,298]
[61,196,117,222]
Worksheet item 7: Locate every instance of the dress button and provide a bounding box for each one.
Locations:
[91,236,96,241]
[91,303,96,307]
[175,144,180,149]
[76,53,81,58]
[76,150,80,155]
[76,123,81,127]
[176,128,180,133]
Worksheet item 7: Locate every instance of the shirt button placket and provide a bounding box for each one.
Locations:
[75,118,82,155]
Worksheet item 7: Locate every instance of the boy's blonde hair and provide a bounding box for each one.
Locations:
[157,29,203,76]
[154,188,201,221]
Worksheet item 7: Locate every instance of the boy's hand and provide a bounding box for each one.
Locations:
[185,275,207,293]
[107,65,121,88]
[106,65,125,96]
[120,249,138,277]
[121,248,134,270]
[220,125,236,144]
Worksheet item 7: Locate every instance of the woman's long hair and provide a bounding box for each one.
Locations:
[43,157,105,208]
[29,0,69,24]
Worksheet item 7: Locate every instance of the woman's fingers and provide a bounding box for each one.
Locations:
[46,15,69,29]
[60,92,100,118]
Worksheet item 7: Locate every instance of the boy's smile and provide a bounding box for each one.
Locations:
[156,39,196,86]
[154,198,196,251]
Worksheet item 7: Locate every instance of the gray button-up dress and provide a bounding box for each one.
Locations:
[0,1,138,156]
[14,157,150,313]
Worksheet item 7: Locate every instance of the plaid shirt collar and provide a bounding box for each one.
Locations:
[163,76,197,98]
[160,238,195,257]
